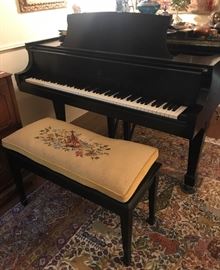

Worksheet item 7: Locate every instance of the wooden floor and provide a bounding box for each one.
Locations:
[0,107,219,216]
[0,175,44,216]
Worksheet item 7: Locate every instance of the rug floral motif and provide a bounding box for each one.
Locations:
[131,126,220,183]
[0,126,219,270]
[44,175,220,270]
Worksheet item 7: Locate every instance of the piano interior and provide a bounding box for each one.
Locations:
[15,12,220,193]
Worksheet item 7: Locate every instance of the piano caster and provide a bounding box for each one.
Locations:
[180,182,196,194]
[181,173,198,194]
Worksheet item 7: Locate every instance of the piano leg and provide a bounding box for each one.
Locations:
[53,100,66,121]
[107,117,119,138]
[182,128,206,194]
[123,121,136,140]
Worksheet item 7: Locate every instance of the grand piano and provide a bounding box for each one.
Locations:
[15,12,220,193]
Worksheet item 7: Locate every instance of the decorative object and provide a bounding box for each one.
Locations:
[170,0,190,24]
[116,0,130,11]
[189,0,218,13]
[137,0,161,14]
[211,11,220,25]
[72,3,81,13]
[17,0,66,13]
[211,11,220,32]
[171,0,190,10]
[159,0,172,15]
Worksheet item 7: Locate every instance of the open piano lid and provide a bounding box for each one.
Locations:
[63,12,172,59]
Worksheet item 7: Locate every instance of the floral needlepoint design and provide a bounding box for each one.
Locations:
[35,126,111,159]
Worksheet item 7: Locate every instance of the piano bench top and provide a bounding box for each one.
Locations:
[2,117,159,203]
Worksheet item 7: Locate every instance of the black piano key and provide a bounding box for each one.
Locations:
[112,92,120,98]
[103,90,112,96]
[127,95,140,102]
[114,92,130,99]
[77,83,88,89]
[134,97,143,102]
[136,97,147,104]
[171,104,180,111]
[99,89,109,94]
[67,82,83,89]
[144,98,154,105]
[102,90,111,95]
[93,88,105,94]
[136,97,152,104]
[112,92,120,97]
[77,85,86,90]
[151,100,158,107]
[90,87,98,92]
[86,86,104,93]
[126,95,134,101]
[167,103,176,110]
[84,86,94,92]
[163,102,171,109]
[104,90,118,96]
[155,100,165,107]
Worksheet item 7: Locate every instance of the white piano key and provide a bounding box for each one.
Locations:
[25,77,187,120]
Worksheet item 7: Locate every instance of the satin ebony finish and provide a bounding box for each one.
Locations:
[64,12,171,59]
[15,13,220,192]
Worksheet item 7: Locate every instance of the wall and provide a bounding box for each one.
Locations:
[0,0,85,125]
[179,13,209,24]
[72,0,115,12]
[0,0,117,125]
[0,0,116,51]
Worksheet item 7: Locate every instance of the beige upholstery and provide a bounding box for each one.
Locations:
[2,117,158,202]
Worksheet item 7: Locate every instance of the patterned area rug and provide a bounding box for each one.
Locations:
[0,124,219,270]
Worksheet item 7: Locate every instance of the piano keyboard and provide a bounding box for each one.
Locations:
[25,77,187,119]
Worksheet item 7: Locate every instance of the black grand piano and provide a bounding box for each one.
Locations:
[15,12,220,193]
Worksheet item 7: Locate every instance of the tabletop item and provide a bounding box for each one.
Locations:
[137,0,160,14]
[211,11,220,25]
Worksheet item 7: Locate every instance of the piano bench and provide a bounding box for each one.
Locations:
[2,117,161,266]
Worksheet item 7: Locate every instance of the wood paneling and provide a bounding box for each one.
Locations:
[0,72,22,204]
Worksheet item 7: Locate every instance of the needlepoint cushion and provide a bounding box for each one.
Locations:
[2,117,158,202]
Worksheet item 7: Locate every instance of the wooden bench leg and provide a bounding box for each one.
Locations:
[147,175,158,225]
[8,155,27,206]
[120,210,133,266]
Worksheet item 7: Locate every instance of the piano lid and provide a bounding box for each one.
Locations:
[63,12,172,59]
